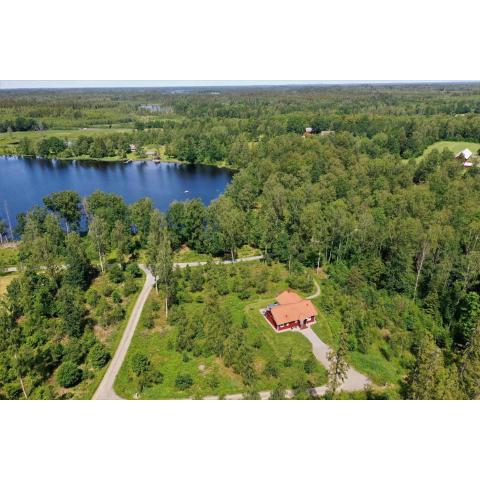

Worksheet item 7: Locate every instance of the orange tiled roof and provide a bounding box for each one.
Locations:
[270,290,317,326]
[276,289,304,305]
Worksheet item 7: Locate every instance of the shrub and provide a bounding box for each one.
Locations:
[85,289,100,307]
[175,373,193,390]
[283,349,293,368]
[56,361,83,388]
[111,289,122,304]
[238,288,251,300]
[270,384,286,400]
[287,272,312,293]
[142,312,154,329]
[63,338,87,365]
[123,277,138,296]
[131,353,150,376]
[206,372,220,389]
[190,269,204,292]
[255,277,268,294]
[303,357,315,374]
[126,263,142,278]
[148,370,164,385]
[108,264,124,284]
[88,343,110,368]
[182,352,190,363]
[263,359,279,378]
[108,304,125,325]
[150,299,160,312]
[101,284,113,297]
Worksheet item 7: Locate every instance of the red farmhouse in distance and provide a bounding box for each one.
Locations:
[264,290,317,332]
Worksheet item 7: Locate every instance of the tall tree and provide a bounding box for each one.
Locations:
[327,329,349,397]
[43,191,81,232]
[147,210,173,316]
[208,196,245,262]
[88,215,109,273]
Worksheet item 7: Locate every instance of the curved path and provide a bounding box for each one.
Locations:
[93,255,264,400]
[206,277,371,400]
[93,264,155,400]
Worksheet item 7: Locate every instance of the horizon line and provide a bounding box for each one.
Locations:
[1,80,479,90]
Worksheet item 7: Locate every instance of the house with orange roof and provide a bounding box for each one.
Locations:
[264,289,317,332]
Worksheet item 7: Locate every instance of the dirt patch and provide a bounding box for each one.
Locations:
[0,242,19,249]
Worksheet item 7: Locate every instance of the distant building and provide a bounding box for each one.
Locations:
[129,144,137,152]
[264,289,317,332]
[304,127,313,134]
[456,148,473,161]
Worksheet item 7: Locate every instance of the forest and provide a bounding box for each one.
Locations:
[1,83,480,399]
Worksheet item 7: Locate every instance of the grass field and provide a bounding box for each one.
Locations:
[417,141,480,161]
[0,246,18,268]
[172,245,261,264]
[0,271,18,296]
[115,262,327,399]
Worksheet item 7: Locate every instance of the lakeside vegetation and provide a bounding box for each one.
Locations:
[2,84,480,399]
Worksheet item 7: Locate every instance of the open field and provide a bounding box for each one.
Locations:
[115,262,327,399]
[0,271,18,296]
[417,141,480,161]
[0,246,18,268]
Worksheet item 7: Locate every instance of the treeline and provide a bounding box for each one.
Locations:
[16,133,138,159]
[0,116,46,133]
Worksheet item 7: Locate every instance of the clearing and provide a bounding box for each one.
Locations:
[416,140,480,162]
[114,261,328,399]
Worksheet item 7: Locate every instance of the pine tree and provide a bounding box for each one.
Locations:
[327,328,349,396]
[459,319,480,399]
[405,334,446,399]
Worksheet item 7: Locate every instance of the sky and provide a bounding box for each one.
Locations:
[0,80,449,89]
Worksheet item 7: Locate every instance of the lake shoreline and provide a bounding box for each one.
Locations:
[0,153,238,172]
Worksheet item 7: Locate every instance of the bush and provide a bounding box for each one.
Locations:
[175,373,193,390]
[190,269,204,292]
[303,357,315,374]
[270,384,286,400]
[88,343,110,368]
[238,288,251,300]
[123,277,138,296]
[142,312,154,329]
[111,289,122,304]
[255,277,268,294]
[56,361,83,388]
[283,349,293,368]
[150,299,160,312]
[101,284,113,297]
[126,263,142,278]
[287,272,312,293]
[263,359,279,378]
[148,370,164,385]
[63,338,87,365]
[108,264,124,283]
[131,353,150,376]
[85,289,100,307]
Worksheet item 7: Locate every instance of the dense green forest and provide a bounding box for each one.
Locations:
[1,84,480,399]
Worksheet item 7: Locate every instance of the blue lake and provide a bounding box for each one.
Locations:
[0,156,232,227]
